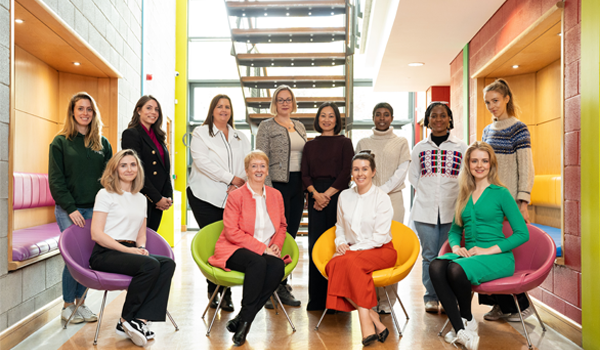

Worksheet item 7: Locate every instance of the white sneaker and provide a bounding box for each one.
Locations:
[77,305,98,322]
[453,329,480,350]
[61,305,84,324]
[444,329,456,343]
[425,300,439,313]
[483,304,509,321]
[123,319,148,347]
[506,306,534,322]
[444,317,478,343]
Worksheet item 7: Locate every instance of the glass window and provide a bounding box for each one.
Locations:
[189,0,230,38]
[354,86,410,121]
[192,86,247,123]
[188,41,239,80]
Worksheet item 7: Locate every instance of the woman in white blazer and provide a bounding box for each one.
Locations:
[188,94,251,312]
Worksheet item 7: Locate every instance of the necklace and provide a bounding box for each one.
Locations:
[275,117,295,131]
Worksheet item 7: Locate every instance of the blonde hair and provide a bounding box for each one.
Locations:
[244,150,270,170]
[454,142,504,226]
[483,78,520,119]
[101,149,145,195]
[269,85,298,115]
[58,92,104,152]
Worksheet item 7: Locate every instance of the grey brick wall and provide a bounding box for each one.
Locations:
[0,0,175,333]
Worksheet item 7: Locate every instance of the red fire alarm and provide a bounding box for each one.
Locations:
[146,74,153,81]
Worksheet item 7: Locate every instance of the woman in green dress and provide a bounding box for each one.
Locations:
[430,141,529,350]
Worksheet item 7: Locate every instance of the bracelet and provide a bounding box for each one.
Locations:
[137,246,146,250]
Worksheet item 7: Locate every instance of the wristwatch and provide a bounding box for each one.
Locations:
[138,246,146,250]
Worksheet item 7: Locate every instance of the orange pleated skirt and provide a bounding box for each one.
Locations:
[325,242,397,312]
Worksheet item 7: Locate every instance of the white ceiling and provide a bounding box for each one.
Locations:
[365,0,507,92]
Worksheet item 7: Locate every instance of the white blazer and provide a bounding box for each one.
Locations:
[188,124,251,208]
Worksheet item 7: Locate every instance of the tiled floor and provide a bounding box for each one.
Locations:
[14,232,582,350]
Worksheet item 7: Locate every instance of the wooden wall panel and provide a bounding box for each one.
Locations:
[13,110,59,173]
[500,73,537,125]
[14,46,59,123]
[13,208,55,231]
[536,59,562,124]
[533,119,562,174]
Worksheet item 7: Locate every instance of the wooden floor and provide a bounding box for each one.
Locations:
[45,231,578,350]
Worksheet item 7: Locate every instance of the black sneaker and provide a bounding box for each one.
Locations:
[123,319,148,347]
[117,320,154,340]
[264,297,275,310]
[276,284,301,307]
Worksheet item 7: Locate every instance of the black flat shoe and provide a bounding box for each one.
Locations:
[362,334,378,346]
[226,314,241,333]
[232,321,251,346]
[208,292,219,309]
[221,289,235,312]
[378,328,389,343]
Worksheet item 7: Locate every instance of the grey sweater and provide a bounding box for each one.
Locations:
[256,117,307,186]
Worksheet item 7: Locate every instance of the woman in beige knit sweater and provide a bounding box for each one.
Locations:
[356,102,411,313]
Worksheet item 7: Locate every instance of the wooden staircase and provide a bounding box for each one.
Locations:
[224,0,358,132]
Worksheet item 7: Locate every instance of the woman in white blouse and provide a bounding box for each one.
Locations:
[90,149,176,347]
[325,151,397,346]
[188,94,251,311]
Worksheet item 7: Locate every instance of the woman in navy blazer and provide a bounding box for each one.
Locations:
[122,95,173,231]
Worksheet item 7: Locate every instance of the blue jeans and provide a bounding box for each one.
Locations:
[55,205,94,303]
[414,216,452,303]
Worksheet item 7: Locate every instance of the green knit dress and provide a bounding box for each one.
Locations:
[436,184,529,285]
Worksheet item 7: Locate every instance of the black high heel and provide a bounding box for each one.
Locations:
[362,334,378,346]
[378,327,389,343]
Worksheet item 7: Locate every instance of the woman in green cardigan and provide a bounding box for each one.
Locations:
[430,141,529,350]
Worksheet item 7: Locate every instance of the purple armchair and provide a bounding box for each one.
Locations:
[437,222,556,349]
[58,219,178,345]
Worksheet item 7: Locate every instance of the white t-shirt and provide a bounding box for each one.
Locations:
[288,130,305,172]
[93,189,147,241]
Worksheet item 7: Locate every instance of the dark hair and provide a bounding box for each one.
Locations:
[128,95,166,144]
[372,102,393,118]
[424,102,454,130]
[483,78,520,118]
[203,94,235,137]
[313,102,342,135]
[352,150,376,171]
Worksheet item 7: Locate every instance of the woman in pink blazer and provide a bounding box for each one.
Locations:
[208,150,287,346]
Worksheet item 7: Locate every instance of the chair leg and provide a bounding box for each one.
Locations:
[512,294,533,349]
[438,318,450,336]
[390,285,409,320]
[314,309,328,330]
[63,288,89,329]
[383,287,402,336]
[273,291,296,332]
[202,286,221,319]
[525,292,546,332]
[93,291,108,346]
[206,286,227,336]
[271,295,279,315]
[166,310,179,331]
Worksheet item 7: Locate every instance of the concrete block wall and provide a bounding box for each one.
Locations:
[0,0,174,333]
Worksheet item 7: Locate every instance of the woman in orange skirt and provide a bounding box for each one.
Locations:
[325,151,397,346]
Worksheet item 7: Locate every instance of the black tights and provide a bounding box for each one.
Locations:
[429,259,472,333]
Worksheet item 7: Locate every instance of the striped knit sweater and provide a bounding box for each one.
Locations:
[482,116,535,203]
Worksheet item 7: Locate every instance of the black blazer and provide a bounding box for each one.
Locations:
[122,125,173,204]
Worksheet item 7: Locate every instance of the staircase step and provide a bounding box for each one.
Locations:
[241,75,345,89]
[237,53,346,67]
[226,0,346,17]
[246,97,345,109]
[232,27,346,44]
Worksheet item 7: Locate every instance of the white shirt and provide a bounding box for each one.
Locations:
[93,189,147,241]
[246,183,276,245]
[335,185,393,251]
[408,134,468,224]
[188,124,251,208]
[379,161,410,194]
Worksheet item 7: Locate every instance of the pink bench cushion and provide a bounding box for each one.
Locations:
[13,173,55,209]
[12,223,61,261]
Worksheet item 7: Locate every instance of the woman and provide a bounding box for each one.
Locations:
[325,151,397,346]
[430,142,529,350]
[90,149,175,347]
[188,94,250,311]
[409,102,468,313]
[122,95,173,232]
[256,84,306,307]
[355,102,410,314]
[208,151,288,346]
[480,78,535,322]
[301,102,354,311]
[49,92,112,325]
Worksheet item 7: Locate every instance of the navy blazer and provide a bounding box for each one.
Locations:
[121,125,173,204]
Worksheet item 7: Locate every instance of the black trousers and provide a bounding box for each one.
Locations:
[225,248,285,323]
[187,187,225,295]
[272,172,304,239]
[307,178,339,311]
[89,242,176,322]
[146,202,163,232]
[479,293,529,314]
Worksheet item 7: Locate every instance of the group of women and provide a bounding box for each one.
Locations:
[50,76,533,348]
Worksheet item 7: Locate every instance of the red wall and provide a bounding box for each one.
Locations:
[450,0,582,324]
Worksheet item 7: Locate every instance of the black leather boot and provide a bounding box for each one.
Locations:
[232,321,251,346]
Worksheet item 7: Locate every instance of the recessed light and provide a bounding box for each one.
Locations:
[15,19,24,24]
[408,62,424,67]
[512,65,519,69]
[73,62,81,66]
[558,33,562,36]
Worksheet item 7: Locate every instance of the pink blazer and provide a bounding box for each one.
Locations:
[208,185,288,270]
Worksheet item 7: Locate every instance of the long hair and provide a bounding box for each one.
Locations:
[101,149,145,195]
[127,95,166,144]
[269,85,298,115]
[313,102,342,135]
[58,92,104,152]
[483,78,520,119]
[454,141,504,226]
[203,94,235,137]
